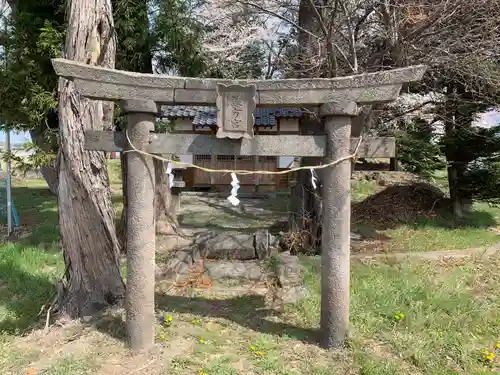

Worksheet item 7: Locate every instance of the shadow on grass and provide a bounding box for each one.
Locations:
[201,200,266,221]
[91,310,127,341]
[154,293,319,344]
[247,195,291,214]
[90,293,319,345]
[0,248,56,334]
[177,221,269,234]
[10,186,60,249]
[410,209,497,230]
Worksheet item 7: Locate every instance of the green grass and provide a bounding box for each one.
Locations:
[38,356,99,375]
[383,202,500,251]
[0,172,499,374]
[0,243,62,334]
[352,180,379,201]
[108,158,122,184]
[151,255,500,374]
[300,255,500,374]
[351,177,500,252]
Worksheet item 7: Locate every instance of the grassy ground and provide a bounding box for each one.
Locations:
[2,238,500,374]
[174,176,500,253]
[11,161,500,253]
[375,201,500,252]
[0,170,499,374]
[350,178,500,253]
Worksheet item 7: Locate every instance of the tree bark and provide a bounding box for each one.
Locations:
[447,162,463,218]
[118,151,128,251]
[40,159,60,196]
[6,0,17,14]
[288,106,371,251]
[57,0,125,317]
[154,157,178,235]
[119,155,178,250]
[286,0,337,250]
[29,130,59,195]
[443,88,464,218]
[114,0,178,246]
[288,156,323,251]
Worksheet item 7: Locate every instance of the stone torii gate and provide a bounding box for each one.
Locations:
[51,58,426,352]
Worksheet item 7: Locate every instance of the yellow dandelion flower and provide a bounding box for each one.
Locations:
[166,316,173,322]
[200,372,208,375]
[496,342,500,349]
[249,345,255,351]
[199,338,206,344]
[255,351,265,356]
[393,313,404,321]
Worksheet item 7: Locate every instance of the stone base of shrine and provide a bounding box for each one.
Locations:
[155,239,308,305]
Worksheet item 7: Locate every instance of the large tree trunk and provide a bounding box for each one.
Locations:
[57,0,125,317]
[29,130,59,195]
[446,161,463,218]
[443,88,465,219]
[288,114,371,251]
[288,157,323,252]
[154,158,178,234]
[114,0,178,248]
[119,154,178,252]
[40,158,59,195]
[286,0,325,250]
[118,151,128,251]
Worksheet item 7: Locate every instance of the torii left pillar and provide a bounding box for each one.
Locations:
[122,99,157,352]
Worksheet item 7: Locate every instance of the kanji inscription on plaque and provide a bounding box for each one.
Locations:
[216,83,256,139]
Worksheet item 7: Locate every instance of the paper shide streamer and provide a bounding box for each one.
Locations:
[227,172,240,206]
[310,168,318,189]
[166,162,174,188]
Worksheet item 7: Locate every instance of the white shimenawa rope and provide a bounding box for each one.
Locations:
[123,131,363,206]
[124,131,363,176]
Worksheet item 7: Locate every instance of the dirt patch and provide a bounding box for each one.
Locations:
[0,224,33,242]
[363,338,424,375]
[14,320,119,373]
[352,182,447,230]
[12,309,197,375]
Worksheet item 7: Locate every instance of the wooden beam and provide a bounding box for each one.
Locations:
[85,132,396,158]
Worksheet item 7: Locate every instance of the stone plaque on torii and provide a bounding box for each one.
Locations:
[51,58,426,352]
[216,83,256,139]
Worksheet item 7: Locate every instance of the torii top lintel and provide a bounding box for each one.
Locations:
[51,58,426,107]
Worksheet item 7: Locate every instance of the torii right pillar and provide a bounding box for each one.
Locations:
[320,101,359,349]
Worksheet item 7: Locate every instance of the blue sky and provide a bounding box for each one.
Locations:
[0,130,31,143]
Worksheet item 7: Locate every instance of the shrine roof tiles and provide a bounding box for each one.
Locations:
[160,106,303,128]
